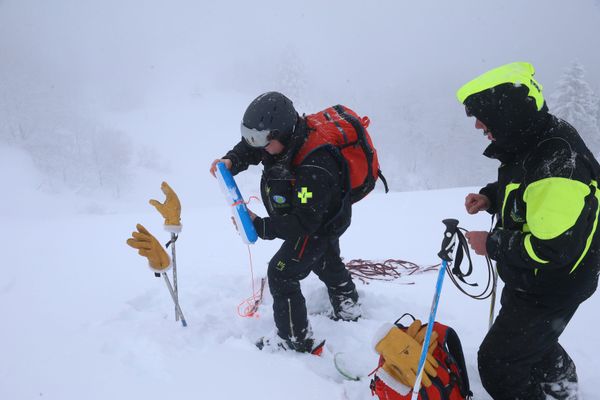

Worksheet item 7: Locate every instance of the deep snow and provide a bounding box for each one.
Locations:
[1,183,599,400]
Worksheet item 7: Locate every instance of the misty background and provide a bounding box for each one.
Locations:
[2,0,600,215]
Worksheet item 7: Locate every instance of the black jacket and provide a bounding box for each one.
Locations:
[481,113,600,301]
[223,121,351,241]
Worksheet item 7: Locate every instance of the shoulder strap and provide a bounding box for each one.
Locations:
[378,170,390,193]
[443,326,473,399]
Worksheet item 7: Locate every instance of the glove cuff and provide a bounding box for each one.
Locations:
[148,260,172,273]
[164,224,182,234]
[373,323,396,351]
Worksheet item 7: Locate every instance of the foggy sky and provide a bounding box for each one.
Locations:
[2,0,600,197]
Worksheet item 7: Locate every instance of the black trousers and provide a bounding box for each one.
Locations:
[478,287,580,400]
[267,235,356,342]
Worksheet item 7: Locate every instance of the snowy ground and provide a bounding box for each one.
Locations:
[1,185,599,400]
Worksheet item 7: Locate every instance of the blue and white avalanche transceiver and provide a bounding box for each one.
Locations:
[215,162,258,244]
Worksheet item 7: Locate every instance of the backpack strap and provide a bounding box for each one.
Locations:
[322,108,350,145]
[393,312,416,328]
[444,326,473,399]
[378,170,390,193]
[332,105,377,201]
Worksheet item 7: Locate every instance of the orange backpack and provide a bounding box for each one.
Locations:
[293,105,388,203]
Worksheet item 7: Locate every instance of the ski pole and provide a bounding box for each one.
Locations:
[488,261,498,330]
[167,233,179,322]
[411,219,458,400]
[162,271,187,327]
[149,181,183,324]
[487,215,497,330]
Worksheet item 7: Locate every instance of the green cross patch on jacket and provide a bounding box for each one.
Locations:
[298,187,313,204]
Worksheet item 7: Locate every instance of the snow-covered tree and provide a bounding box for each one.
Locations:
[551,61,600,155]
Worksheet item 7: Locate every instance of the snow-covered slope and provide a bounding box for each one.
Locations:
[1,188,598,400]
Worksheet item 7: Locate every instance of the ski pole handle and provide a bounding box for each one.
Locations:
[438,219,459,261]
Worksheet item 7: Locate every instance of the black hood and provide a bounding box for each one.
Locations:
[464,83,550,154]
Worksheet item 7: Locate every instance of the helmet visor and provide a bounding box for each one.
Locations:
[241,123,270,148]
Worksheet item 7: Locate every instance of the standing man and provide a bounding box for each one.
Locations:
[459,62,600,399]
[210,92,361,354]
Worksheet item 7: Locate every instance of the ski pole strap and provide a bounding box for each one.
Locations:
[165,234,178,248]
[437,219,476,286]
[439,218,496,300]
[451,229,477,287]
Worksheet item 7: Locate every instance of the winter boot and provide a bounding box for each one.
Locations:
[329,289,361,322]
[540,353,578,400]
[256,335,325,356]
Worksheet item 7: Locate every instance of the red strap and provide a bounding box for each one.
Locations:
[297,236,310,260]
[237,245,265,318]
[232,195,260,207]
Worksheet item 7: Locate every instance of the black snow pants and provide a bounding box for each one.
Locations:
[478,287,580,400]
[267,234,357,342]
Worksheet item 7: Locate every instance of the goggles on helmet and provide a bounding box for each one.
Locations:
[240,123,272,148]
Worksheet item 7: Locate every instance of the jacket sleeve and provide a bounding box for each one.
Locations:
[222,140,263,176]
[479,182,499,215]
[252,153,338,240]
[486,139,598,271]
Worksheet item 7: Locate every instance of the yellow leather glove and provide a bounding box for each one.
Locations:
[407,319,439,354]
[375,326,439,388]
[149,181,182,233]
[127,224,172,272]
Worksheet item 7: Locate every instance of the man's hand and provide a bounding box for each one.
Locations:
[465,193,490,214]
[209,158,232,177]
[466,231,489,256]
[149,181,181,229]
[231,208,257,232]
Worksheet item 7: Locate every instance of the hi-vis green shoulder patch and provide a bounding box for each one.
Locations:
[298,187,313,204]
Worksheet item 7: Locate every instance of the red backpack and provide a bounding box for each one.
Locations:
[371,317,472,400]
[292,105,388,203]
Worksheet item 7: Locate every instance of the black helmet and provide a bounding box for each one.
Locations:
[240,91,298,148]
